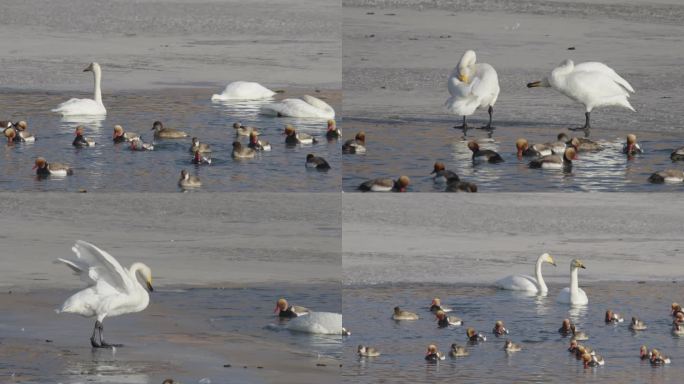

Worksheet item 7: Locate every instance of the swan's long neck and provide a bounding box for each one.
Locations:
[570,266,579,300]
[128,263,150,308]
[535,257,548,293]
[93,68,102,104]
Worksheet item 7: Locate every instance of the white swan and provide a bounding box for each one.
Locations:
[445,50,500,130]
[527,60,635,130]
[495,253,556,294]
[55,240,153,347]
[211,81,276,101]
[261,95,335,119]
[285,312,343,335]
[53,63,106,116]
[556,259,588,305]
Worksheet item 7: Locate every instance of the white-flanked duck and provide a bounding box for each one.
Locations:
[671,147,684,161]
[449,344,469,357]
[72,126,95,147]
[326,119,341,140]
[342,132,366,154]
[284,125,317,145]
[630,317,647,331]
[431,162,459,184]
[557,259,588,305]
[305,154,330,171]
[605,309,624,323]
[468,141,503,163]
[178,170,201,188]
[3,125,17,143]
[10,121,36,142]
[190,137,211,153]
[495,252,556,294]
[504,340,522,352]
[622,134,642,156]
[493,320,509,336]
[192,150,211,165]
[232,141,256,159]
[151,121,188,139]
[672,320,684,336]
[648,169,683,183]
[34,157,73,177]
[425,344,445,362]
[435,310,462,327]
[359,176,410,192]
[515,138,552,159]
[113,125,138,143]
[248,132,271,151]
[393,306,419,321]
[527,60,634,132]
[233,122,260,137]
[640,345,651,360]
[129,137,154,151]
[529,147,577,169]
[274,298,310,318]
[650,349,671,365]
[429,297,452,313]
[357,345,381,357]
[466,327,486,343]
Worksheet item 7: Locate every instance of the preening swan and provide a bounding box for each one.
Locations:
[211,81,276,101]
[445,50,500,131]
[52,63,106,116]
[56,240,153,348]
[495,253,556,294]
[527,60,634,131]
[261,95,335,119]
[556,259,588,305]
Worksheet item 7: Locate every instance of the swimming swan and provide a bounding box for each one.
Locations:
[445,50,500,130]
[53,63,106,116]
[495,253,556,294]
[527,60,634,131]
[55,240,153,348]
[211,81,276,101]
[556,259,588,305]
[261,95,335,119]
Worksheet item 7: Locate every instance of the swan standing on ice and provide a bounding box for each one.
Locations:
[261,95,335,119]
[556,259,588,305]
[527,60,635,132]
[52,63,106,116]
[495,253,556,294]
[56,240,153,348]
[211,81,276,101]
[445,50,500,131]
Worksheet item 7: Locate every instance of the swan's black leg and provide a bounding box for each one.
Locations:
[98,321,123,348]
[90,320,101,348]
[453,116,468,135]
[570,112,591,135]
[478,106,495,130]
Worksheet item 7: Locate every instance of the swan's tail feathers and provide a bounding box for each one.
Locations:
[444,95,480,116]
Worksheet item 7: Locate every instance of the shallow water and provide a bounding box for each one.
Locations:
[343,282,684,383]
[0,284,340,383]
[0,88,341,192]
[342,118,684,192]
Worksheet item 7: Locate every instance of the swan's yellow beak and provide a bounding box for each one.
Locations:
[457,74,469,83]
[146,278,154,292]
[548,255,557,266]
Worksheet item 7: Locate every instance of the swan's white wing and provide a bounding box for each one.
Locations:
[301,95,333,111]
[574,62,634,93]
[52,98,106,116]
[56,258,96,285]
[211,81,275,101]
[447,68,466,97]
[566,71,635,111]
[471,63,500,106]
[495,274,539,292]
[556,287,589,304]
[261,98,334,118]
[66,240,135,294]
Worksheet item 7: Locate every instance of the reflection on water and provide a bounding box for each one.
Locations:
[342,117,684,192]
[64,356,150,384]
[0,89,340,192]
[343,283,684,383]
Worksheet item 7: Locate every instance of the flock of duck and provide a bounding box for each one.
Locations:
[356,254,681,369]
[2,62,341,189]
[351,49,684,192]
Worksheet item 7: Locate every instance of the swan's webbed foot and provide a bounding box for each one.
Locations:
[100,341,123,348]
[91,336,102,348]
[477,124,495,131]
[453,116,468,135]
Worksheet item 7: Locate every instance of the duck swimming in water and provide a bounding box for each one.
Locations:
[393,306,419,321]
[622,134,642,156]
[493,320,509,336]
[435,310,463,327]
[430,162,459,184]
[274,298,310,318]
[504,340,522,352]
[449,343,469,357]
[605,309,624,323]
[429,297,452,313]
[630,317,647,331]
[357,345,381,357]
[468,141,503,163]
[466,327,486,343]
[342,132,366,154]
[425,344,445,362]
